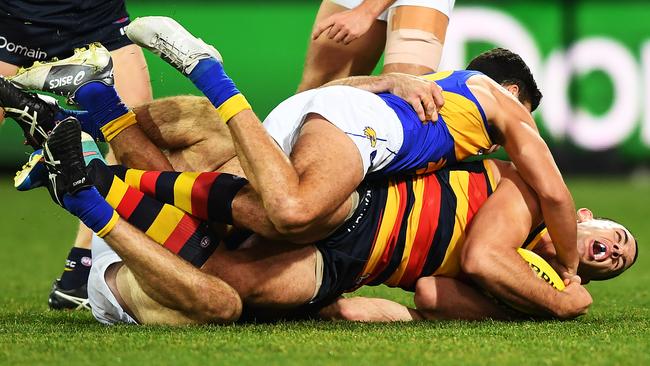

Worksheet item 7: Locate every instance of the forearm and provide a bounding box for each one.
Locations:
[539,189,579,275]
[467,250,564,318]
[322,74,394,92]
[319,296,422,322]
[508,144,578,274]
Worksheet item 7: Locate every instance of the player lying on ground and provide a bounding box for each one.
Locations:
[2,45,632,324]
[118,17,581,283]
[11,18,577,283]
[33,117,636,325]
[1,18,624,318]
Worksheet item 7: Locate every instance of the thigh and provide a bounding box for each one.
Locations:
[110,44,153,107]
[204,236,318,309]
[133,96,237,172]
[298,0,386,92]
[290,116,364,226]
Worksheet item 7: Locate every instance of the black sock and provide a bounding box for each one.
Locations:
[58,247,92,290]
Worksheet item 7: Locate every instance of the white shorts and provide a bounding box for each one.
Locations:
[331,0,455,21]
[263,86,403,175]
[87,235,137,325]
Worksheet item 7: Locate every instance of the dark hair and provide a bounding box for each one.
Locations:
[466,48,543,112]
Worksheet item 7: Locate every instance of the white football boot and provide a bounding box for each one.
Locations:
[9,43,114,104]
[126,16,222,75]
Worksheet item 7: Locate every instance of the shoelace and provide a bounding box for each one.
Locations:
[151,34,194,72]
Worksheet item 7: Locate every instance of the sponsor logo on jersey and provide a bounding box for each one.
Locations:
[200,236,211,248]
[0,35,47,60]
[363,127,377,148]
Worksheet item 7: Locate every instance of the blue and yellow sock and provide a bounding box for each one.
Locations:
[187,58,251,123]
[63,187,119,238]
[69,82,136,142]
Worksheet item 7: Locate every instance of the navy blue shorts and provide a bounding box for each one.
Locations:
[306,182,388,311]
[0,0,133,66]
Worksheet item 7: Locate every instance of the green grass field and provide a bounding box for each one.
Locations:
[0,175,648,365]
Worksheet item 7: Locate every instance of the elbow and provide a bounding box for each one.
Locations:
[460,242,489,280]
[536,182,571,206]
[192,283,242,324]
[269,199,319,237]
[414,277,440,315]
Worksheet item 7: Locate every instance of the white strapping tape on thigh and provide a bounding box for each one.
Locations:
[311,249,325,301]
[384,28,443,70]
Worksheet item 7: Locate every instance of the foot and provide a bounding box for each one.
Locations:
[126,16,222,75]
[48,279,90,310]
[43,117,92,206]
[0,77,60,148]
[14,149,47,191]
[15,132,103,192]
[9,43,114,104]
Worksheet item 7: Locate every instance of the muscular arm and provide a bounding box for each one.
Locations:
[472,76,579,279]
[460,160,591,319]
[323,73,444,121]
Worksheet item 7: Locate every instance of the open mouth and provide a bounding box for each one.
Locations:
[592,241,608,261]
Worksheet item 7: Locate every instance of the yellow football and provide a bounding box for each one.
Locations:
[517,248,565,291]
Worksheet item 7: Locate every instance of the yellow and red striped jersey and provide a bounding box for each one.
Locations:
[355,159,497,291]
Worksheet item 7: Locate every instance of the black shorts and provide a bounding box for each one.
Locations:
[307,182,389,310]
[0,0,133,66]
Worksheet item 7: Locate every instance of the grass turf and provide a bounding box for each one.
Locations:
[0,175,648,365]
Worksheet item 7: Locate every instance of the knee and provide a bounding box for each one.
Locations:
[414,277,439,313]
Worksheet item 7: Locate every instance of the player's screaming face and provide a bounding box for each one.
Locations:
[576,208,637,281]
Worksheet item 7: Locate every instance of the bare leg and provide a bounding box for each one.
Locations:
[103,219,241,324]
[202,236,317,310]
[0,60,19,122]
[111,44,153,108]
[381,6,449,75]
[73,45,156,252]
[228,111,360,239]
[133,96,236,172]
[298,0,386,91]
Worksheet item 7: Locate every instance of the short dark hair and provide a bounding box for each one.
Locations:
[466,48,543,112]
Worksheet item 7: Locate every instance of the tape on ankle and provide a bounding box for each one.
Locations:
[216,93,252,123]
[101,111,137,142]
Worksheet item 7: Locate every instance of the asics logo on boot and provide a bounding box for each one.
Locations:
[71,177,86,188]
[48,71,86,89]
